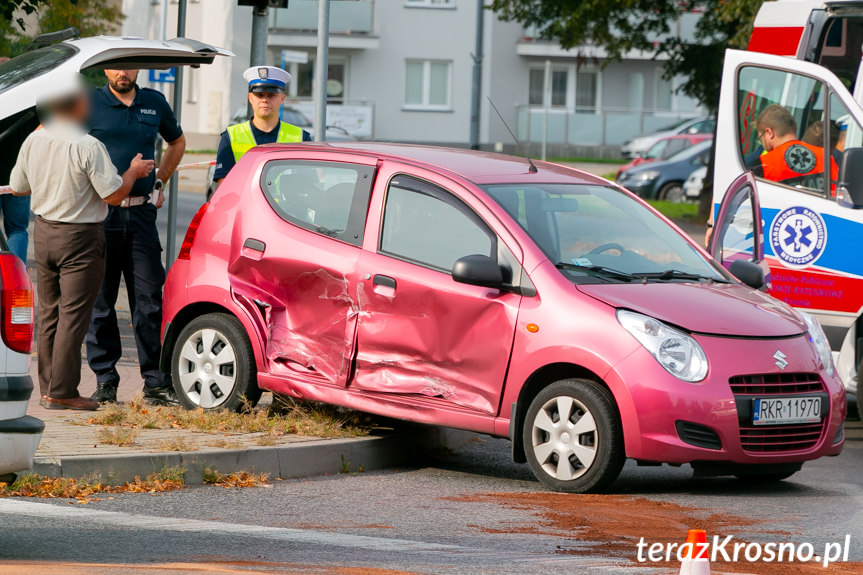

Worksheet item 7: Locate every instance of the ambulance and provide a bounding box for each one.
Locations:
[711,0,863,401]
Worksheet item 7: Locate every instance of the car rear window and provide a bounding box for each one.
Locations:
[0,44,79,96]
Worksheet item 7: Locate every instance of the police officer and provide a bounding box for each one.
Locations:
[754,104,837,188]
[213,66,311,183]
[86,68,186,405]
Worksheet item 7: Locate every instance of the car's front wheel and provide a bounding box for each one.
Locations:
[522,379,625,493]
[659,181,685,203]
[171,313,260,412]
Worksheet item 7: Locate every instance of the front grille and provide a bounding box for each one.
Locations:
[729,372,824,395]
[676,420,722,450]
[739,422,824,453]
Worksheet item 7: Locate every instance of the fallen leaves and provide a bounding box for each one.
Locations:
[201,465,271,489]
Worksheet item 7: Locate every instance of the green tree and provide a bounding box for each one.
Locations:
[0,0,45,30]
[490,0,764,112]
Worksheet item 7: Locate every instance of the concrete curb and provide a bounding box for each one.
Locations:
[31,426,475,485]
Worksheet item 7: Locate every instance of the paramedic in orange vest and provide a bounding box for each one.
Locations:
[754,104,837,190]
[213,66,310,185]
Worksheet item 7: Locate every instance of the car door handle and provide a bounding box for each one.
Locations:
[243,238,266,253]
[373,274,396,289]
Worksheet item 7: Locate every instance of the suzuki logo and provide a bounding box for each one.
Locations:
[773,350,788,370]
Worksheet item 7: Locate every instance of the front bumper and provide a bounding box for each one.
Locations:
[0,375,43,476]
[611,333,845,466]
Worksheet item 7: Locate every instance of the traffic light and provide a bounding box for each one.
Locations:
[238,0,288,7]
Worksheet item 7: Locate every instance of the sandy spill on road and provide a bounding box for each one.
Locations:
[448,492,862,574]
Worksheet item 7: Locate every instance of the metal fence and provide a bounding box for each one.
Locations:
[516,105,701,148]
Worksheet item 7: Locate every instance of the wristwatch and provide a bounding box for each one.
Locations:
[154,179,164,194]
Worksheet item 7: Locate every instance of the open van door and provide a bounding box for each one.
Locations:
[714,48,863,394]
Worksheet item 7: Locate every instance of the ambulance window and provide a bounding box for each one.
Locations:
[737,66,830,197]
[828,93,863,205]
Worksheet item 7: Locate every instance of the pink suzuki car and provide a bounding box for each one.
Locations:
[162,144,845,493]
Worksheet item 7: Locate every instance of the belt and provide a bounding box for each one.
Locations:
[118,195,150,208]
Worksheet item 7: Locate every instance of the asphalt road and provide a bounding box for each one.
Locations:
[1,420,860,574]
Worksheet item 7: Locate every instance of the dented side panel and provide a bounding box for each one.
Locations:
[227,198,362,387]
[353,252,522,415]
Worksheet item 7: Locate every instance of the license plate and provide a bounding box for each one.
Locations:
[753,396,822,426]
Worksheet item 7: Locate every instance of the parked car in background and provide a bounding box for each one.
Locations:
[684,166,708,201]
[615,134,712,180]
[617,140,712,202]
[162,143,844,493]
[621,116,715,159]
[0,234,39,481]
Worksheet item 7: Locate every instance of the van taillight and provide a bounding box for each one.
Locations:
[0,254,33,354]
[178,202,209,260]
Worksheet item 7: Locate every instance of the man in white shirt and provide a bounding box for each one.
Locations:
[9,83,154,410]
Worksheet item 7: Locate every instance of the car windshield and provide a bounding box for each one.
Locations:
[0,44,78,96]
[482,183,727,284]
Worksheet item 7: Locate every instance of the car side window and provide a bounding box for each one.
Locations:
[261,160,374,246]
[664,139,686,158]
[380,175,495,273]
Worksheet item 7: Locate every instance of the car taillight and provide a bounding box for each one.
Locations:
[178,202,209,260]
[0,253,33,354]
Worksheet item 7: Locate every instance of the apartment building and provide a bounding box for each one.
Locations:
[124,0,705,155]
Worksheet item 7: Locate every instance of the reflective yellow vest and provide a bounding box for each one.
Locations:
[226,121,304,162]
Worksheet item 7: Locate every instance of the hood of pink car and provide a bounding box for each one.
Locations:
[577,282,807,337]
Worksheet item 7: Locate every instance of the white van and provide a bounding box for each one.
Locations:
[712,0,863,398]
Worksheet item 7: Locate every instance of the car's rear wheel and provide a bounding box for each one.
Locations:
[171,313,260,412]
[522,379,625,493]
[659,182,685,203]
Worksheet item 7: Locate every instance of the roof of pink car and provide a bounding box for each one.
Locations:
[249,142,610,186]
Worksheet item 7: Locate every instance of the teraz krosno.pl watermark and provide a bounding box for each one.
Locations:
[637,535,853,568]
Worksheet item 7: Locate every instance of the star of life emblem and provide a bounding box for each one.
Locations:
[768,206,827,268]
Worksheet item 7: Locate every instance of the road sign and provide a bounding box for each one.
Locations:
[148,68,176,84]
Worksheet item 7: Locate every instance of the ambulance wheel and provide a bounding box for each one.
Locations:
[523,379,625,493]
[172,313,260,412]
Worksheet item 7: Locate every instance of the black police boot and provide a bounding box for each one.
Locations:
[142,385,179,406]
[91,382,118,404]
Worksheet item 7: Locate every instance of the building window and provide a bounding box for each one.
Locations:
[404,60,452,110]
[528,67,568,107]
[575,71,597,110]
[405,0,455,8]
[656,75,673,111]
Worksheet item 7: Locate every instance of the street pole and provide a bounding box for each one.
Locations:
[313,0,330,142]
[541,59,550,161]
[249,2,269,118]
[469,0,484,151]
[166,0,187,269]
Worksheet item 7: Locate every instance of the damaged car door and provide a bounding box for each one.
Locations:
[228,158,375,386]
[352,170,523,415]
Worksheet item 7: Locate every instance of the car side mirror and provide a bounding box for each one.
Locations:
[452,254,504,289]
[729,259,764,290]
[838,148,863,208]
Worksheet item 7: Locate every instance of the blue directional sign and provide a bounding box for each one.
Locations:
[148,68,176,84]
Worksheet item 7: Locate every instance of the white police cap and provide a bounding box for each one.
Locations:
[243,66,292,93]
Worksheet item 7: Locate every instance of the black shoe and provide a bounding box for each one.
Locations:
[142,385,179,406]
[91,382,118,404]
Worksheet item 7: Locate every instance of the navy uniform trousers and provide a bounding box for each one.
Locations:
[85,202,168,389]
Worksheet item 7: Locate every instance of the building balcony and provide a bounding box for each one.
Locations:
[269,0,374,35]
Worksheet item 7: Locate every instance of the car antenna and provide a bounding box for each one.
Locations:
[487,96,537,173]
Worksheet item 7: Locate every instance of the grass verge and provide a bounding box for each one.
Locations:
[85,395,371,441]
[647,200,699,220]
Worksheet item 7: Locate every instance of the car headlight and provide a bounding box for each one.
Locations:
[632,169,660,182]
[800,312,834,377]
[617,310,708,382]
